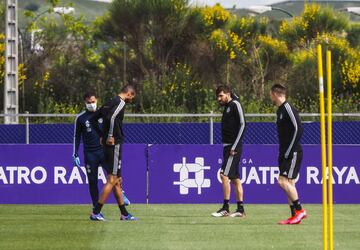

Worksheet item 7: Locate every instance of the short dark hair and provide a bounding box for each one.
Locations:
[271,84,286,95]
[83,90,96,100]
[120,84,136,95]
[216,85,231,96]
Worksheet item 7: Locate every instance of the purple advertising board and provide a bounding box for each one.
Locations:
[148,144,360,204]
[1,144,359,204]
[0,144,147,204]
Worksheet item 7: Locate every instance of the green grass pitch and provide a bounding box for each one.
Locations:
[0,204,359,250]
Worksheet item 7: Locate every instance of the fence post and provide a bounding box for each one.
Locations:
[25,111,29,144]
[209,111,213,145]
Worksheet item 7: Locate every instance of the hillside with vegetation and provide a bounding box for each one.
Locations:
[1,0,359,117]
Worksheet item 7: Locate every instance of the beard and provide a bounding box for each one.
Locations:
[218,100,226,106]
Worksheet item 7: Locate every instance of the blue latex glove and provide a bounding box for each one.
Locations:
[73,155,80,167]
[122,190,131,206]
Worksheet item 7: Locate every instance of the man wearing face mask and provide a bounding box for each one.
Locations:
[72,91,130,211]
[89,85,137,221]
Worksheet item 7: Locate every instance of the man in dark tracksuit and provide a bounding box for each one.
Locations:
[89,85,137,221]
[270,84,307,225]
[73,91,104,208]
[212,85,246,218]
[73,91,130,209]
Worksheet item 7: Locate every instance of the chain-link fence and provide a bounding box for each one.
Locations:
[0,113,359,144]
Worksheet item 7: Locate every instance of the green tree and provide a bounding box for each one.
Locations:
[97,0,213,113]
[0,0,5,33]
[22,1,104,113]
[12,1,359,116]
[280,4,349,49]
[278,4,358,107]
[228,17,270,99]
[347,23,360,48]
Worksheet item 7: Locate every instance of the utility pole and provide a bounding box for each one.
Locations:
[4,0,19,124]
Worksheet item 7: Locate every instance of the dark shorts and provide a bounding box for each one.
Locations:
[84,149,105,183]
[103,144,122,177]
[220,145,242,180]
[278,150,303,179]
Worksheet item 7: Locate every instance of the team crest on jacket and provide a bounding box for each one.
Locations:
[85,120,91,132]
[226,107,231,113]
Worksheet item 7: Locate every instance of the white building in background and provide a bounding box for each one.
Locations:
[53,7,75,15]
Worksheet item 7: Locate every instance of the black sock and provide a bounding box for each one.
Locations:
[290,205,296,217]
[89,181,99,208]
[223,199,229,210]
[119,204,129,216]
[93,202,103,214]
[237,201,244,213]
[292,199,302,211]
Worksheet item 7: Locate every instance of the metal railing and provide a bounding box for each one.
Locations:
[0,113,359,145]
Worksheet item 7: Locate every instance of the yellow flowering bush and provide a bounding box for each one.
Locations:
[290,48,315,65]
[201,4,230,28]
[280,4,348,47]
[1,34,27,99]
[210,29,229,51]
[142,62,210,113]
[18,64,27,88]
[0,34,4,82]
[303,4,321,23]
[341,50,360,88]
[208,16,264,61]
[209,29,247,60]
[258,35,288,57]
[231,17,258,39]
[315,33,359,89]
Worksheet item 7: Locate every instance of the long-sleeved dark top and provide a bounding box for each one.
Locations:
[73,110,103,156]
[221,99,246,150]
[90,96,126,145]
[276,101,303,158]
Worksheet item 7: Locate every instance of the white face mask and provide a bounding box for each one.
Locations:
[86,103,97,112]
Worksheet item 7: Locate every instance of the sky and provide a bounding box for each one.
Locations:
[93,0,281,8]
